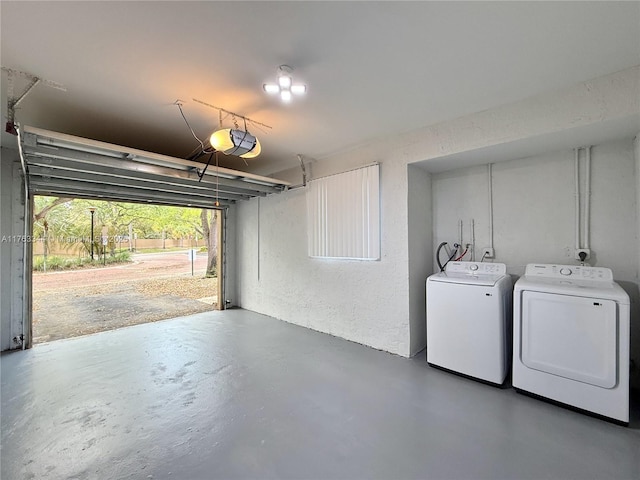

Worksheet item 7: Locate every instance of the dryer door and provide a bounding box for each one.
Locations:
[521,291,617,388]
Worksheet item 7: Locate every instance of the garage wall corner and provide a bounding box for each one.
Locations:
[0,147,29,351]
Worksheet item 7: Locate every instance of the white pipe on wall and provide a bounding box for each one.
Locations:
[584,146,591,250]
[257,197,260,281]
[470,218,475,261]
[488,164,494,251]
[575,148,581,250]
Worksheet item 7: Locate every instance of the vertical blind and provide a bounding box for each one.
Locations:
[306,164,380,260]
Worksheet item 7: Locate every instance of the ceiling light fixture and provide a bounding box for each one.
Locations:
[263,65,307,103]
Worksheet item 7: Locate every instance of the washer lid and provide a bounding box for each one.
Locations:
[429,272,506,287]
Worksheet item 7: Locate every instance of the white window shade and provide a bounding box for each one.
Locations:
[306,164,380,260]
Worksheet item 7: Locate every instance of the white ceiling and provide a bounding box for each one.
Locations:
[1,1,639,176]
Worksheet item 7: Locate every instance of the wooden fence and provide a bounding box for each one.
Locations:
[33,237,203,256]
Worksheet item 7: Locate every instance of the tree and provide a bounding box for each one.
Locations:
[200,209,218,277]
[32,197,210,263]
[34,197,72,224]
[33,197,72,262]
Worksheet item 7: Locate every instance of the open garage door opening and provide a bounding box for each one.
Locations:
[32,196,224,344]
[8,126,290,350]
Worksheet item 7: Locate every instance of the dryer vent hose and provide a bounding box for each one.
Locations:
[436,242,459,272]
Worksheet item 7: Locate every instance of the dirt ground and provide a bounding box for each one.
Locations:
[32,252,218,344]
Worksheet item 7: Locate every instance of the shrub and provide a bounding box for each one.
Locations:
[33,251,132,271]
[32,256,45,271]
[33,255,73,271]
[113,251,132,262]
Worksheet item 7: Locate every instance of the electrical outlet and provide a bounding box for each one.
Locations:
[482,247,494,259]
[575,248,591,261]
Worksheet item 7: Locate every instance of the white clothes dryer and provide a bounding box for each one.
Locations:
[426,261,512,385]
[513,264,630,424]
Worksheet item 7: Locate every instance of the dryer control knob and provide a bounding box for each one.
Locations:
[469,264,479,271]
[560,267,572,276]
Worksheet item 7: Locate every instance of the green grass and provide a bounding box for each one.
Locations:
[33,251,132,271]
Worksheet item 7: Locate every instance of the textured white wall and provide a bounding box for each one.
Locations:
[407,165,433,355]
[237,158,411,356]
[586,141,637,282]
[431,140,637,274]
[432,165,492,265]
[400,66,639,165]
[432,138,639,386]
[235,67,639,358]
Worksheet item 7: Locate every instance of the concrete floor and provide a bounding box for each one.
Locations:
[1,310,639,480]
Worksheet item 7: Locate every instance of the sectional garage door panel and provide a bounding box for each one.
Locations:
[20,126,290,208]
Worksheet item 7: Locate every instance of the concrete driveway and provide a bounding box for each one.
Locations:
[34,251,209,290]
[32,251,218,344]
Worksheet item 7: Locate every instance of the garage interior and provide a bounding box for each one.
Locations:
[2,2,640,479]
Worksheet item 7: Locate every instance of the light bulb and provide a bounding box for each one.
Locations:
[291,84,306,95]
[278,75,292,88]
[210,128,234,152]
[263,84,279,94]
[280,90,292,102]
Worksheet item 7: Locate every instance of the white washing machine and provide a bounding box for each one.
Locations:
[426,261,512,385]
[513,264,630,424]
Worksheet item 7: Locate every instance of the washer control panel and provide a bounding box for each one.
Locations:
[445,261,506,275]
[524,264,613,282]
